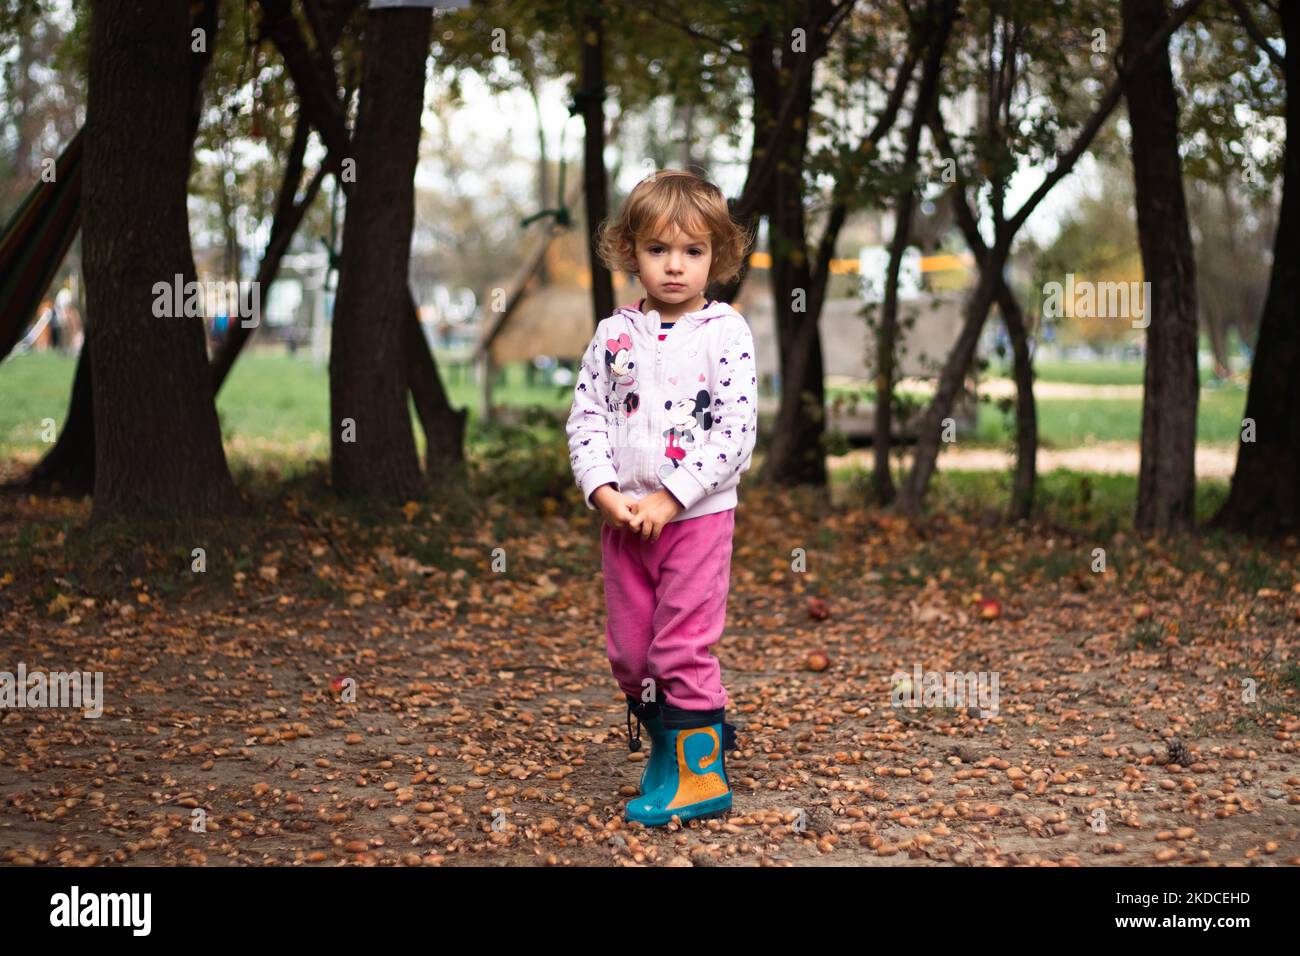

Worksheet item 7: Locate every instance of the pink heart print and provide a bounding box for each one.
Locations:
[606,332,633,353]
[668,376,678,384]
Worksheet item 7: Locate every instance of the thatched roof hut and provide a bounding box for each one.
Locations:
[487,285,608,366]
[484,258,969,385]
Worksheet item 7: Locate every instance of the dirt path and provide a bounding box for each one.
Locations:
[831,441,1240,479]
[832,376,1148,400]
[972,378,1148,400]
[1,490,1295,867]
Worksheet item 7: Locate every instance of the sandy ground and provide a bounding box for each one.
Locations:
[829,376,1151,400]
[969,378,1148,400]
[831,442,1240,480]
[3,556,1295,868]
[0,469,1294,869]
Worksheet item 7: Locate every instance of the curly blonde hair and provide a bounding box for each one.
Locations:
[595,169,752,286]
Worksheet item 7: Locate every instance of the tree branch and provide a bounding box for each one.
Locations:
[1226,0,1285,69]
[928,104,988,261]
[730,0,859,223]
[1003,0,1205,241]
[612,0,746,55]
[255,0,351,157]
[853,4,930,153]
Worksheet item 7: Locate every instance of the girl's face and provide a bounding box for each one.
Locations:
[634,225,712,308]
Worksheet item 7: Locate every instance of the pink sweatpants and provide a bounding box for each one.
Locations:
[600,508,735,711]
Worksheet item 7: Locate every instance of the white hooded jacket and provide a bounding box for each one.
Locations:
[566,297,759,524]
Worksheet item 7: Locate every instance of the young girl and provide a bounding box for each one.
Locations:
[566,169,757,826]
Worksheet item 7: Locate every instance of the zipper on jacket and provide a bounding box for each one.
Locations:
[653,312,664,386]
[649,312,664,491]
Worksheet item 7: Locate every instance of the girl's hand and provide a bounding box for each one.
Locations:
[627,490,683,542]
[593,484,638,531]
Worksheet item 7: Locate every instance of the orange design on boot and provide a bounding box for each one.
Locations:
[666,727,729,810]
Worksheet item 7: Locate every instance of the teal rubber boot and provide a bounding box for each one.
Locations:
[626,695,673,796]
[625,702,739,827]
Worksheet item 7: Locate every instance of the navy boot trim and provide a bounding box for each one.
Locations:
[660,702,739,751]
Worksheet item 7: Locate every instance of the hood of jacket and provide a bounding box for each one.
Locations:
[614,297,740,333]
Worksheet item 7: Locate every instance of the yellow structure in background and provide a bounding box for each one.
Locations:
[746,251,972,274]
[575,250,974,289]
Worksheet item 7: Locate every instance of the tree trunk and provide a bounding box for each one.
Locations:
[258,0,463,488]
[999,283,1037,519]
[896,0,1203,517]
[328,5,429,500]
[932,164,1038,521]
[218,146,241,285]
[579,9,613,325]
[1122,0,1200,535]
[25,340,95,494]
[754,0,937,489]
[706,3,835,308]
[406,294,468,484]
[23,0,219,496]
[1204,299,1229,377]
[763,267,829,488]
[522,46,550,286]
[758,59,827,488]
[681,100,696,170]
[10,25,35,202]
[899,258,1004,515]
[874,196,914,505]
[873,0,957,504]
[83,0,239,520]
[1212,1,1300,534]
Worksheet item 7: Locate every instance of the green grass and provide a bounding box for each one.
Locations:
[216,350,330,442]
[829,358,1218,392]
[0,351,81,447]
[826,359,1247,447]
[836,467,1232,537]
[214,350,576,442]
[1032,359,1149,386]
[974,390,1248,447]
[0,350,1250,457]
[0,350,577,456]
[1019,359,1229,387]
[834,466,1267,596]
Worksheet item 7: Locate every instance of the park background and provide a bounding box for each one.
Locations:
[0,0,1296,868]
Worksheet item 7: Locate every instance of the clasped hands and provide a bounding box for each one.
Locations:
[592,484,682,542]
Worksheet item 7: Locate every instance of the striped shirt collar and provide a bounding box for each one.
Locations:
[637,297,716,323]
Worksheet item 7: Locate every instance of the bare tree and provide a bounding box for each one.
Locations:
[82,0,239,520]
[1122,0,1200,535]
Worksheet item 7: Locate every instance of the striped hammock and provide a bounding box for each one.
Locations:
[0,127,83,363]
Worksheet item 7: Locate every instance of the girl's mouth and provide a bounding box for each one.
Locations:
[664,283,684,290]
